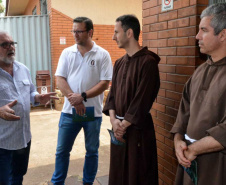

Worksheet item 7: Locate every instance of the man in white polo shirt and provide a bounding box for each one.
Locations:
[51,17,112,185]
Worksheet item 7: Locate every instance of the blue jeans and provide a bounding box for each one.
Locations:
[51,113,102,185]
[0,141,31,185]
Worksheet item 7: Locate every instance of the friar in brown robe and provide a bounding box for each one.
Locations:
[103,15,160,185]
[171,3,226,185]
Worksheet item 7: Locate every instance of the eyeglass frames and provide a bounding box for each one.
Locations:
[70,30,88,35]
[0,42,17,49]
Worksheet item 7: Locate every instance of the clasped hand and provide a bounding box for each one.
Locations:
[175,140,197,168]
[111,119,131,143]
[68,93,83,106]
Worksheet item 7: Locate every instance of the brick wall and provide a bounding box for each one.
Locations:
[142,0,208,184]
[49,8,142,89]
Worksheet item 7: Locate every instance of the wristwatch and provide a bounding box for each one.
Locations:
[81,92,87,102]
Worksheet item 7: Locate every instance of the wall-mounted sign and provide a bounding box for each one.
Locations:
[162,0,173,12]
[60,37,66,45]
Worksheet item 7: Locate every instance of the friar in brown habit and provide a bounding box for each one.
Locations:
[103,14,160,185]
[171,3,226,185]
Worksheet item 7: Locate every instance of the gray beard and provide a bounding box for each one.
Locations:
[0,56,14,64]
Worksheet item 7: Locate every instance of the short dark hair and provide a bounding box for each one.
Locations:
[73,17,94,33]
[116,14,140,41]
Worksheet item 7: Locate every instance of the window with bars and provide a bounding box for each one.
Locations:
[40,0,47,15]
[32,6,37,15]
[209,0,226,4]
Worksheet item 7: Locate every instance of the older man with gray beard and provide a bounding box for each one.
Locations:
[0,31,58,185]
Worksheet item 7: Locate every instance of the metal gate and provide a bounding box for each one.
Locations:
[209,0,226,4]
[0,15,51,87]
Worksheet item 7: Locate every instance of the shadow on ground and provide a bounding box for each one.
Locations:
[24,145,110,185]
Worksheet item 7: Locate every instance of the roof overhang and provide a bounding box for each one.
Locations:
[5,0,30,16]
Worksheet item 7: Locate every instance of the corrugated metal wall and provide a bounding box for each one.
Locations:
[209,0,226,4]
[0,15,51,87]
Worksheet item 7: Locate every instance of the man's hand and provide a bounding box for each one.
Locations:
[175,140,191,167]
[74,103,86,116]
[174,133,191,167]
[0,100,20,121]
[184,146,197,167]
[68,93,83,106]
[110,118,126,143]
[35,92,59,106]
[120,120,131,131]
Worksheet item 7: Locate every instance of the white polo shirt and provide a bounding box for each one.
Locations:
[55,42,112,117]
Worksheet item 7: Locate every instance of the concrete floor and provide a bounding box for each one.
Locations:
[24,108,111,185]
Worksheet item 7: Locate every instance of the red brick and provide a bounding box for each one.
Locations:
[158,48,177,56]
[178,26,197,37]
[143,1,150,10]
[159,64,176,73]
[166,107,178,117]
[142,25,149,33]
[165,138,175,149]
[198,6,207,14]
[149,6,159,16]
[153,117,165,128]
[168,17,190,29]
[143,9,149,17]
[177,47,197,56]
[168,37,189,47]
[158,89,166,97]
[157,126,172,138]
[150,0,158,8]
[158,157,173,173]
[188,57,196,66]
[174,101,180,109]
[197,0,209,4]
[165,122,174,132]
[176,84,185,93]
[157,112,175,124]
[149,39,167,47]
[142,40,148,47]
[164,167,176,181]
[190,15,199,26]
[143,15,158,25]
[157,149,165,159]
[143,32,158,40]
[166,91,182,101]
[157,96,175,107]
[150,22,168,31]
[153,102,166,112]
[158,29,177,39]
[156,133,165,143]
[159,11,178,22]
[174,0,190,9]
[160,56,167,64]
[167,56,189,65]
[150,109,157,117]
[176,66,195,75]
[159,72,167,80]
[159,172,173,185]
[158,163,164,173]
[178,6,197,18]
[161,81,175,91]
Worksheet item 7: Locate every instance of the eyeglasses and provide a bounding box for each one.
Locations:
[71,30,87,35]
[0,42,17,49]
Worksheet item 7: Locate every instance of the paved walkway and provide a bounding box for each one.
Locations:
[24,108,111,185]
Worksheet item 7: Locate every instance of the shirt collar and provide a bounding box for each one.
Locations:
[71,41,98,53]
[0,60,20,73]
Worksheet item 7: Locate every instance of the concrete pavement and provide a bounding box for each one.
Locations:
[24,108,111,185]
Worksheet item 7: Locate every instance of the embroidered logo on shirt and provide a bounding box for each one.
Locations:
[88,60,96,67]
